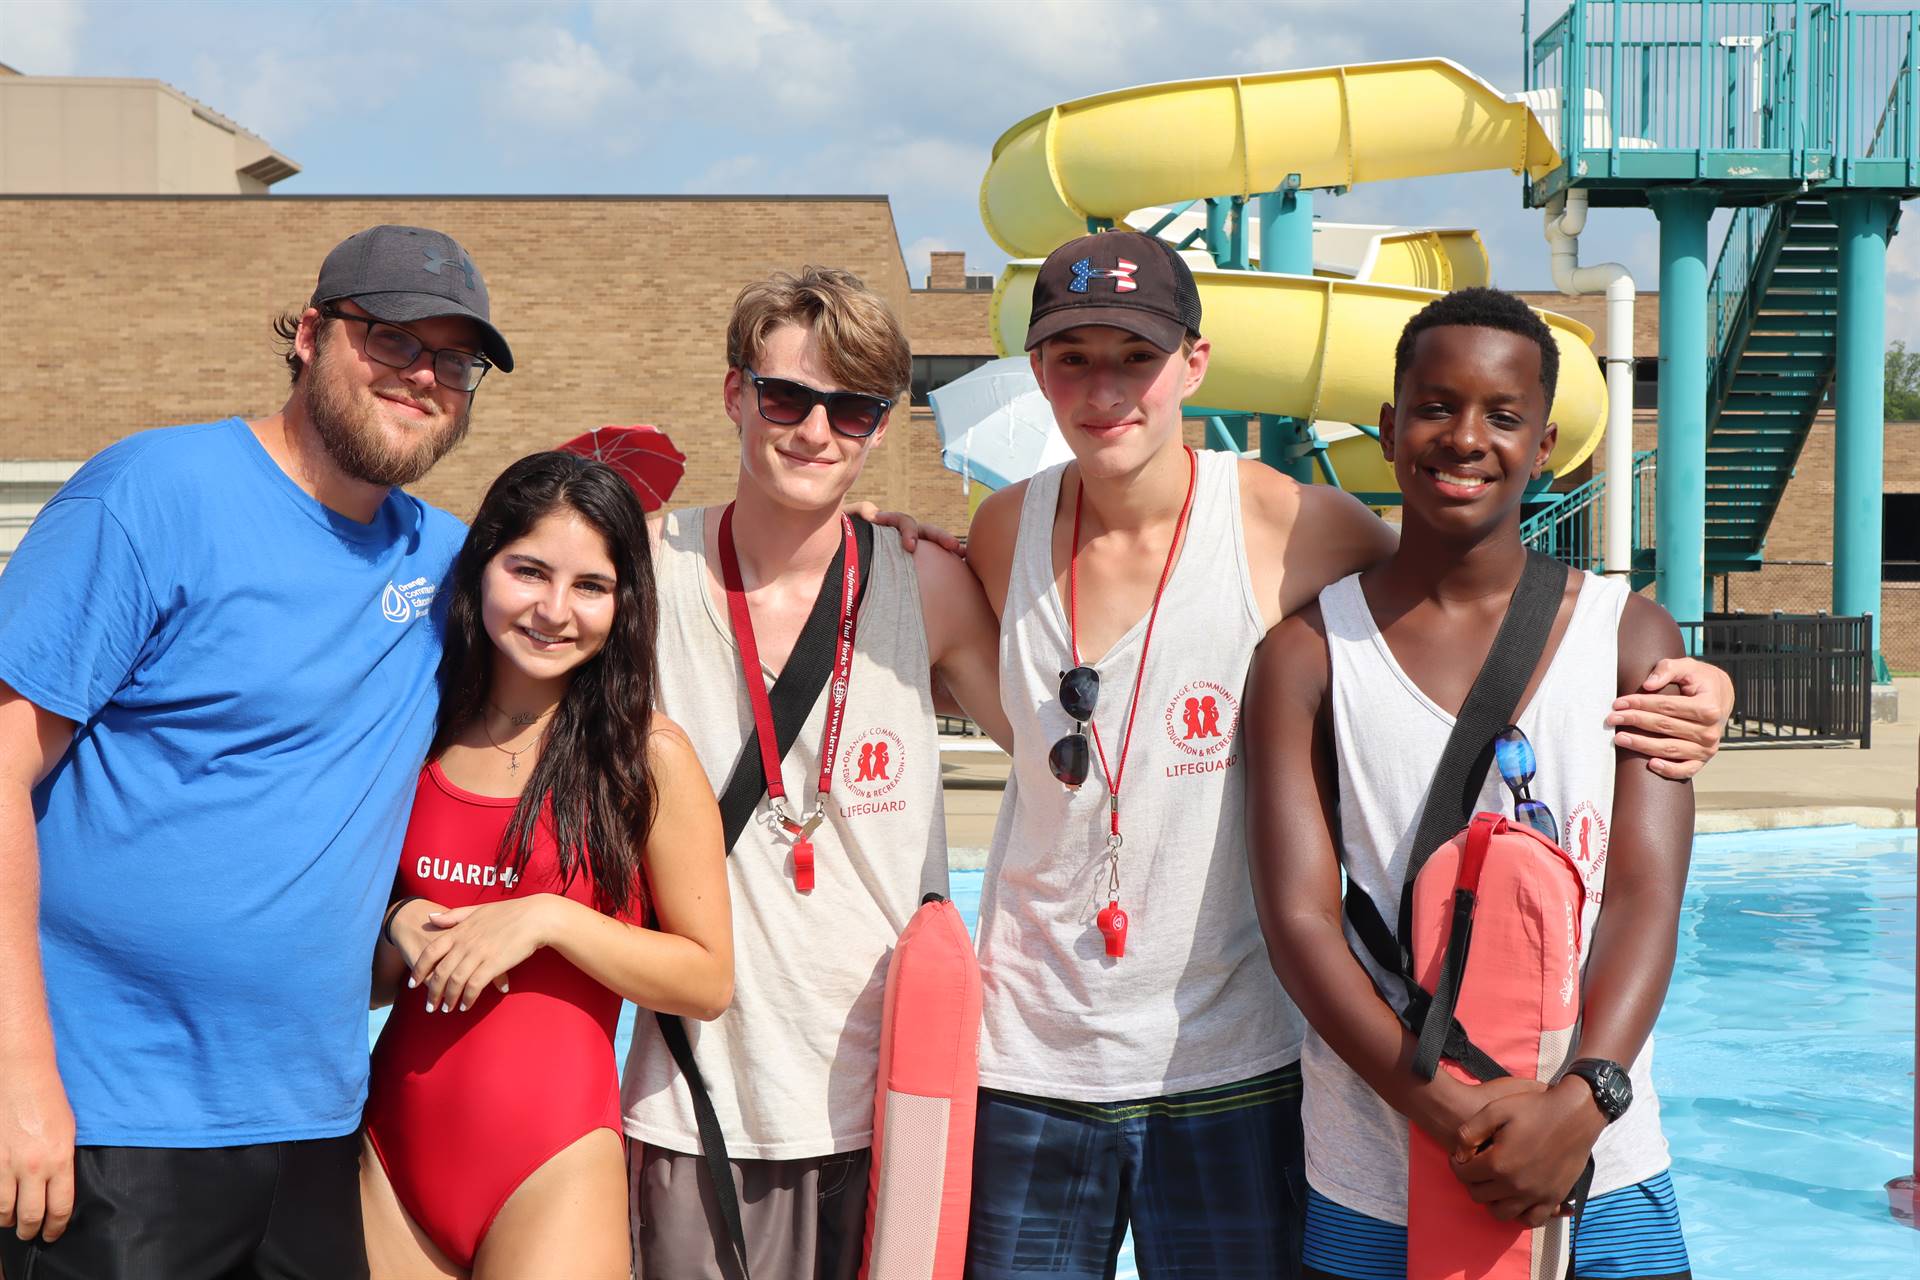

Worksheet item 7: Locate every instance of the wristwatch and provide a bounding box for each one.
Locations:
[1563,1058,1633,1124]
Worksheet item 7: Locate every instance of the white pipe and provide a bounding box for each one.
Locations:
[1545,190,1637,578]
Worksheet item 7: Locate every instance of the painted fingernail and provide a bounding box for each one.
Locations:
[459,1002,469,1012]
[440,1001,451,1013]
[425,1000,435,1012]
[407,977,417,989]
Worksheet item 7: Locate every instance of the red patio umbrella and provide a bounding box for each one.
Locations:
[556,425,686,512]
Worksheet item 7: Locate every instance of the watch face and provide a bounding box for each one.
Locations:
[1567,1059,1632,1121]
[1587,1061,1633,1120]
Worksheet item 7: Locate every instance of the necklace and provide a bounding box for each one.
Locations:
[489,699,547,729]
[1069,445,1197,959]
[481,703,552,776]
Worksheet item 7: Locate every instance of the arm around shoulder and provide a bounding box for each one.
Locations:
[1239,465,1397,623]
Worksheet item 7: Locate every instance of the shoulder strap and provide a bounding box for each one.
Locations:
[1341,551,1566,1078]
[655,515,875,1280]
[1395,550,1565,942]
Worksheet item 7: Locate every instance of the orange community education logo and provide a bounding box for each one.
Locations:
[1164,680,1238,758]
[842,727,904,799]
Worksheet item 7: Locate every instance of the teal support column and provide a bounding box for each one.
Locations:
[1257,182,1312,272]
[1205,198,1231,268]
[1257,182,1317,481]
[1649,188,1716,627]
[1832,192,1899,678]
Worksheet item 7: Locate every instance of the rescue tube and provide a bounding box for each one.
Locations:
[1407,813,1586,1280]
[861,894,983,1279]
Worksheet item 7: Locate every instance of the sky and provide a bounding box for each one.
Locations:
[4,0,1918,344]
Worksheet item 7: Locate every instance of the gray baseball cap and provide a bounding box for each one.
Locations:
[310,225,514,373]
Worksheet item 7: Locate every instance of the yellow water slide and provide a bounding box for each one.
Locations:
[979,60,1605,493]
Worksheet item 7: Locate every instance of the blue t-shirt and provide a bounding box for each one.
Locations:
[0,418,466,1146]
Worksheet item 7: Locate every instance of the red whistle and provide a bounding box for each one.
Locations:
[1097,900,1128,958]
[793,839,815,893]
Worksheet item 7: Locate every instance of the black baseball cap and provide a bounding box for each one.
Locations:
[311,225,514,373]
[1024,230,1202,354]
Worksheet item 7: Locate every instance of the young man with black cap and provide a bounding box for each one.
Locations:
[0,225,509,1279]
[960,231,1733,1278]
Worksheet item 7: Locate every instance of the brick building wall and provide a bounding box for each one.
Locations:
[0,195,977,530]
[903,283,994,354]
[4,197,1909,645]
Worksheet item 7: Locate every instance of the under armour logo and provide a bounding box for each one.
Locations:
[423,249,477,290]
[1068,257,1138,294]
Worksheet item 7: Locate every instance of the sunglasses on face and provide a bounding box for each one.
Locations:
[742,366,893,438]
[1048,665,1100,789]
[323,307,491,393]
[1492,724,1560,843]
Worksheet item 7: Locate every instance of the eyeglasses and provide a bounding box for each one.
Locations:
[742,366,893,438]
[323,307,492,393]
[1048,665,1100,789]
[1492,725,1559,843]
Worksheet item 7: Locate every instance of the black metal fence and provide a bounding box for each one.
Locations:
[1682,612,1874,747]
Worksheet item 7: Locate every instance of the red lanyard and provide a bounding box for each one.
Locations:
[718,504,860,893]
[1069,446,1196,958]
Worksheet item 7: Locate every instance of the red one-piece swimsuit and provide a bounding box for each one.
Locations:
[365,761,638,1268]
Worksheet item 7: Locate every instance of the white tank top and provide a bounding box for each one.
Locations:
[975,449,1302,1100]
[1309,569,1669,1223]
[621,508,948,1159]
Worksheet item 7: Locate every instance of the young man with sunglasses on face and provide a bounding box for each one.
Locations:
[960,234,1729,1279]
[0,225,508,1279]
[620,266,1007,1280]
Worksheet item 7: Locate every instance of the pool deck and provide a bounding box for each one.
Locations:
[939,677,1920,862]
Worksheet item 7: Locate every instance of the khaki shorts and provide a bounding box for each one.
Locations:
[629,1141,870,1280]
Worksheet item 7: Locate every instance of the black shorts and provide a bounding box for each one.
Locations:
[0,1135,366,1280]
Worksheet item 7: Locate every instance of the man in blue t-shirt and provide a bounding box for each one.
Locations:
[0,225,512,1280]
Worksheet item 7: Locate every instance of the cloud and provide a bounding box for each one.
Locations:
[0,0,86,74]
[502,29,635,129]
[1884,205,1920,348]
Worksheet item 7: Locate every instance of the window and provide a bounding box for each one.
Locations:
[1633,357,1659,410]
[911,354,994,406]
[1885,493,1920,582]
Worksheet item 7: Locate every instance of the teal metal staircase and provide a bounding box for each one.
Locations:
[1535,197,1844,583]
[1702,195,1842,574]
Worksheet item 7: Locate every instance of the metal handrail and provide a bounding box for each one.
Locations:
[1527,1,1920,179]
[1520,449,1656,570]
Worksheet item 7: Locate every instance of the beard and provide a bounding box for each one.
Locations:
[303,331,471,488]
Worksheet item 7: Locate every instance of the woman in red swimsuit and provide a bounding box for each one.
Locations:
[360,452,733,1278]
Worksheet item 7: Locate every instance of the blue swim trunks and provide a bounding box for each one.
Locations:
[1301,1172,1690,1280]
[967,1065,1306,1279]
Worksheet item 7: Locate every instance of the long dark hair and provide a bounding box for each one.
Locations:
[434,451,658,917]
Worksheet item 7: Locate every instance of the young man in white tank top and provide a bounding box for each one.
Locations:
[620,267,1008,1280]
[1245,288,1693,1280]
[962,236,1726,1278]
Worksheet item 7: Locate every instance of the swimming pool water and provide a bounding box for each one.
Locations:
[379,826,1919,1278]
[1655,826,1918,1279]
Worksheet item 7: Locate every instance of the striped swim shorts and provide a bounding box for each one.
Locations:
[1301,1171,1690,1280]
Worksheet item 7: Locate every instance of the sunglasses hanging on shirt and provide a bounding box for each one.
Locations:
[1048,665,1100,788]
